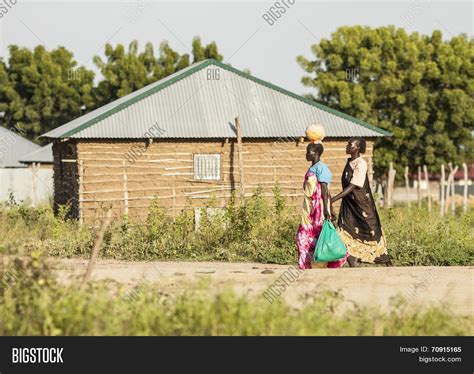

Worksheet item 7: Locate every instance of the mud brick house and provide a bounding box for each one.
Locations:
[41,59,390,221]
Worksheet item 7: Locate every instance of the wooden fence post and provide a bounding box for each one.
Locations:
[423,165,431,212]
[78,159,84,224]
[377,183,384,207]
[445,163,458,215]
[451,165,458,215]
[445,163,453,215]
[386,162,396,208]
[440,164,445,217]
[235,116,245,202]
[122,159,129,216]
[367,156,375,192]
[417,166,422,208]
[462,163,468,214]
[81,209,113,287]
[404,166,410,209]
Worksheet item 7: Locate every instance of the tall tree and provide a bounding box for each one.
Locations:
[0,58,10,118]
[0,45,95,140]
[93,37,224,106]
[298,26,474,176]
[192,37,223,62]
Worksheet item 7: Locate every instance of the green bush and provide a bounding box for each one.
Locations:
[0,191,472,266]
[380,207,474,266]
[0,254,470,336]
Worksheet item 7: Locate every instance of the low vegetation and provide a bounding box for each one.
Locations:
[0,186,472,266]
[0,253,470,336]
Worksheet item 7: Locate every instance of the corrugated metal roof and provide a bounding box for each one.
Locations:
[19,143,53,164]
[42,59,391,139]
[0,126,41,167]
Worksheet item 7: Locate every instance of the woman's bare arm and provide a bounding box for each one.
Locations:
[320,182,331,220]
[331,184,356,204]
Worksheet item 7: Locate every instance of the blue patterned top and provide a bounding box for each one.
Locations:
[309,161,332,186]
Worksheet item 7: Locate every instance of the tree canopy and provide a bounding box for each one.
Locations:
[93,37,223,107]
[0,45,95,140]
[0,37,223,141]
[298,26,474,175]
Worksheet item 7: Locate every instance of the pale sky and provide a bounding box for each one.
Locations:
[0,0,472,95]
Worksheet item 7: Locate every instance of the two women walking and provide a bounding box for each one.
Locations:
[296,126,392,269]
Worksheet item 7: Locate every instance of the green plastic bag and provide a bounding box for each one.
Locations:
[313,220,347,262]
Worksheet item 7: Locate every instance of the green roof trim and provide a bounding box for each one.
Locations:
[61,59,391,138]
[211,59,392,137]
[61,60,216,138]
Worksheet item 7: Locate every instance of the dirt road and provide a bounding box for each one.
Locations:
[48,258,473,316]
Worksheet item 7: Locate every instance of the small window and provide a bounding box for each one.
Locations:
[193,154,220,180]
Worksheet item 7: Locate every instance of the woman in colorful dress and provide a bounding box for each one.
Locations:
[296,141,348,270]
[330,137,392,267]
